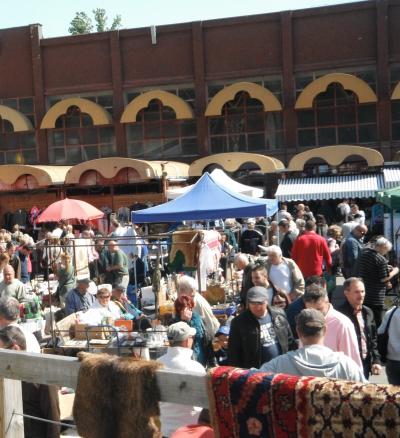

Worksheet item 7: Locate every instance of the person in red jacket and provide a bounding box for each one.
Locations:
[291,220,332,279]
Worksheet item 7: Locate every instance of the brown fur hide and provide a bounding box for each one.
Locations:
[73,352,162,438]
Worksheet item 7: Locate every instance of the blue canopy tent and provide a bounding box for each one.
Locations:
[131,172,278,223]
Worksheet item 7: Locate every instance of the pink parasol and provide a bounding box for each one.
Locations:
[37,198,104,223]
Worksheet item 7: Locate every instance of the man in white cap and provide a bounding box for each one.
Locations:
[158,322,206,437]
[239,218,264,256]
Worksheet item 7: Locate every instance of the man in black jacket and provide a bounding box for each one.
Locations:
[337,277,382,379]
[228,286,296,368]
[278,219,296,258]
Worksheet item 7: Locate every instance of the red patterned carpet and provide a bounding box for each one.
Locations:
[208,367,400,438]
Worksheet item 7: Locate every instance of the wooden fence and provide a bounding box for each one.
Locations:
[0,350,208,438]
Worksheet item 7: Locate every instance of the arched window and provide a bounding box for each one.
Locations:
[48,104,116,165]
[297,83,377,147]
[208,91,283,153]
[0,97,37,164]
[126,99,197,159]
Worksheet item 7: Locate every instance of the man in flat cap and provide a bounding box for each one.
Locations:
[259,309,367,383]
[158,322,206,437]
[64,278,95,315]
[228,286,296,368]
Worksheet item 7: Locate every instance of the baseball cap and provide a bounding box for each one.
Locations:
[296,309,326,337]
[247,286,269,303]
[167,322,196,342]
[216,325,230,336]
[246,218,256,224]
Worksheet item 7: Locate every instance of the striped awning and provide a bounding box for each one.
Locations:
[383,167,400,189]
[275,174,384,202]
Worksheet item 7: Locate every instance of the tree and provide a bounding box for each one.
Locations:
[68,12,93,35]
[68,8,122,35]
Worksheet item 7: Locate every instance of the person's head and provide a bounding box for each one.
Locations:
[327,225,342,240]
[343,277,365,310]
[278,219,290,233]
[304,275,327,289]
[216,325,230,349]
[305,220,316,232]
[177,275,197,298]
[296,203,305,212]
[270,221,278,232]
[352,225,368,239]
[316,214,326,226]
[295,308,326,345]
[174,294,195,322]
[76,278,90,294]
[246,218,256,230]
[96,285,112,307]
[167,321,196,349]
[108,240,118,252]
[0,298,20,328]
[0,253,9,270]
[234,253,249,271]
[6,241,16,256]
[110,220,120,231]
[373,236,392,256]
[251,265,269,288]
[0,325,26,351]
[246,286,269,318]
[265,245,283,265]
[224,218,235,229]
[303,285,329,315]
[12,225,20,233]
[61,253,71,265]
[20,244,33,256]
[295,219,306,233]
[350,204,360,214]
[112,285,126,301]
[272,290,290,309]
[3,265,15,285]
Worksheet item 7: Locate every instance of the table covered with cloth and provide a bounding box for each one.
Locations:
[208,366,400,438]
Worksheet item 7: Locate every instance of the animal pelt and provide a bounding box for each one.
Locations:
[73,352,162,438]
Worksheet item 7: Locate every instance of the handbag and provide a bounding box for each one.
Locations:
[377,307,398,363]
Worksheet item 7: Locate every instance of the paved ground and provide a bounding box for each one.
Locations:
[331,276,388,385]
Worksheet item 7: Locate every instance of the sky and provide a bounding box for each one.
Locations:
[0,0,365,38]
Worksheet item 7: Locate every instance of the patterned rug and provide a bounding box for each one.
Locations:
[208,367,400,438]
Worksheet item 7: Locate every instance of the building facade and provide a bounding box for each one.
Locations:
[0,0,399,170]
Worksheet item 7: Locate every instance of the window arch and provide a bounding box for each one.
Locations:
[208,91,283,153]
[0,99,37,164]
[296,83,377,147]
[126,99,197,159]
[48,105,116,165]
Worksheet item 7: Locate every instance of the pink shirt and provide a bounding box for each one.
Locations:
[324,304,363,369]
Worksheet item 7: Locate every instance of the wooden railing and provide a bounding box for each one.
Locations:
[0,350,208,438]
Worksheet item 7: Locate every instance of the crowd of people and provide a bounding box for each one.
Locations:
[0,198,398,437]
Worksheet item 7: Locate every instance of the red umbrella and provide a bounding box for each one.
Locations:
[37,198,104,223]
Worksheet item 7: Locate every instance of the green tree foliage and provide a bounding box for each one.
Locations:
[68,8,122,35]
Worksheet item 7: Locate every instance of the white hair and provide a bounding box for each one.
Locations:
[374,237,392,251]
[266,245,282,257]
[177,275,197,295]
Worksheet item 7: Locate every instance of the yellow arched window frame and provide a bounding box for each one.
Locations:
[0,105,33,132]
[205,81,282,116]
[287,145,384,171]
[295,73,377,109]
[40,97,112,129]
[121,90,194,123]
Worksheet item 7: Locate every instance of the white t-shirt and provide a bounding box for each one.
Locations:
[269,263,292,295]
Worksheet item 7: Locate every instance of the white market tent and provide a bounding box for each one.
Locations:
[166,168,264,200]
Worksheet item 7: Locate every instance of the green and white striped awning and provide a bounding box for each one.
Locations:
[275,174,384,202]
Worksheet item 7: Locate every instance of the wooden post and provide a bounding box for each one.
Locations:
[0,378,24,438]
